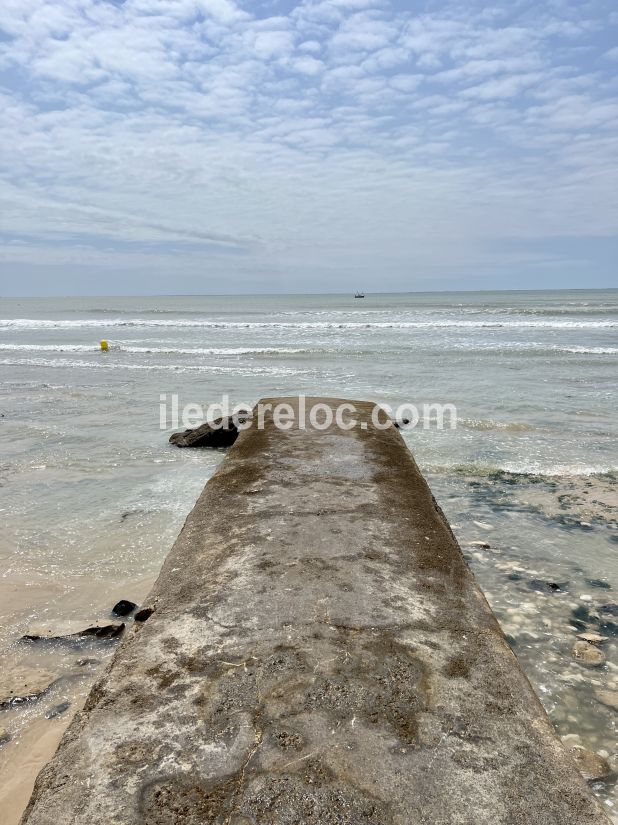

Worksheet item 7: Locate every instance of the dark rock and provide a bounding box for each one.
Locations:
[75,658,99,667]
[0,729,10,746]
[169,414,251,448]
[571,604,592,623]
[120,509,146,523]
[45,701,71,720]
[112,599,137,617]
[568,618,588,632]
[23,622,125,642]
[585,579,611,590]
[599,603,618,617]
[527,579,566,594]
[134,607,154,622]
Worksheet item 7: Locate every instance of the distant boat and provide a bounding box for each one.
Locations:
[354,291,365,298]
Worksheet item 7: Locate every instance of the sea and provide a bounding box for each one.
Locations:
[0,289,617,822]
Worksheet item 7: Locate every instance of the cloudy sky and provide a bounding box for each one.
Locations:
[0,0,617,295]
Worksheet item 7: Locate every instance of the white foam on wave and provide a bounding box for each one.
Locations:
[0,357,301,376]
[0,343,314,356]
[1,318,617,330]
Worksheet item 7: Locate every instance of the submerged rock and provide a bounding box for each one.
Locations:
[594,689,618,712]
[576,632,608,645]
[569,746,612,782]
[571,640,606,668]
[45,701,71,720]
[527,579,567,594]
[23,622,125,642]
[586,579,611,590]
[169,414,251,448]
[0,665,56,710]
[467,540,491,549]
[111,600,137,617]
[0,729,11,746]
[599,603,618,617]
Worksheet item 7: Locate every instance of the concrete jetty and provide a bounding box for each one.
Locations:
[21,397,610,824]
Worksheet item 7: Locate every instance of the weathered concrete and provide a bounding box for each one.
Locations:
[21,398,610,825]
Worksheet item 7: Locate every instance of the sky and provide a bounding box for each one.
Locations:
[0,0,617,296]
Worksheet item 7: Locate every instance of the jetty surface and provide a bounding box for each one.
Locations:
[21,397,609,824]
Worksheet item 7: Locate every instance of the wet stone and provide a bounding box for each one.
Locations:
[571,641,606,668]
[577,633,608,645]
[0,729,10,746]
[112,600,138,618]
[528,579,566,594]
[45,701,71,720]
[599,603,618,617]
[586,579,611,590]
[23,622,125,642]
[569,747,612,783]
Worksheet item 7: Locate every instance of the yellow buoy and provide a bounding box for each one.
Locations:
[100,339,109,351]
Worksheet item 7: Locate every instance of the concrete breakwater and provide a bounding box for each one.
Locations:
[21,397,610,824]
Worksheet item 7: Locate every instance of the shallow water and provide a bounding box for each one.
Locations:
[0,290,617,822]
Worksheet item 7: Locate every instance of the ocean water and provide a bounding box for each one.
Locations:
[0,290,617,821]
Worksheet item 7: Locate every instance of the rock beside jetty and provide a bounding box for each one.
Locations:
[111,600,137,617]
[571,640,606,668]
[169,414,251,448]
[0,665,56,710]
[22,622,125,642]
[569,747,612,782]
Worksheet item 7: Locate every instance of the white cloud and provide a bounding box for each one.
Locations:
[0,0,616,290]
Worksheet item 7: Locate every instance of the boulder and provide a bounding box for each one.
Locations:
[22,621,125,642]
[111,600,137,617]
[571,640,606,668]
[169,414,251,448]
[569,746,612,782]
[0,729,10,746]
